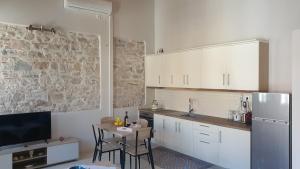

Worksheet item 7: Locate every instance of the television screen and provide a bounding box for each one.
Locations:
[0,111,51,147]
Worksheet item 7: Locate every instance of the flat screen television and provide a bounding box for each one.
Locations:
[0,111,51,147]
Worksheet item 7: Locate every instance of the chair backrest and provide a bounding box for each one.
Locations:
[100,116,114,130]
[92,124,99,144]
[137,118,148,128]
[135,127,152,142]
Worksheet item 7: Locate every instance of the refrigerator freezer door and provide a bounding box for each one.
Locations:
[252,93,290,121]
[251,118,290,169]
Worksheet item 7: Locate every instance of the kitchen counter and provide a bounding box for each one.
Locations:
[139,108,251,131]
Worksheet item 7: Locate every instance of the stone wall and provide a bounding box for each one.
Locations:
[113,38,145,108]
[0,23,100,114]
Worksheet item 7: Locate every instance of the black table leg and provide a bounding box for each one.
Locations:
[120,137,126,169]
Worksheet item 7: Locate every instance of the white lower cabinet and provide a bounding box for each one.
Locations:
[154,114,250,169]
[0,153,12,169]
[154,114,193,156]
[193,122,220,164]
[218,127,251,169]
[47,142,79,165]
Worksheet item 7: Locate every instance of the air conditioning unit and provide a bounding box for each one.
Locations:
[64,0,112,16]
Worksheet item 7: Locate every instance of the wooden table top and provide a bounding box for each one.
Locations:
[96,124,139,138]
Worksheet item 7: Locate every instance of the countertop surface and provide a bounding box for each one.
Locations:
[140,108,251,131]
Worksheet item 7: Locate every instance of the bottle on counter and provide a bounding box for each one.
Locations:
[124,111,129,127]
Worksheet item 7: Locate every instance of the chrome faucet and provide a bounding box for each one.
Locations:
[188,98,194,114]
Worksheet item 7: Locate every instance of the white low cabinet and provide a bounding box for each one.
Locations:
[154,114,250,169]
[0,138,79,169]
[193,122,220,164]
[0,153,12,169]
[47,142,79,165]
[218,127,251,169]
[154,114,193,156]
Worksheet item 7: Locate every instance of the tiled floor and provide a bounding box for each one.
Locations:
[45,148,223,169]
[44,152,161,169]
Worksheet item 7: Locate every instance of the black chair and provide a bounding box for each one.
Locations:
[125,127,155,169]
[92,124,121,163]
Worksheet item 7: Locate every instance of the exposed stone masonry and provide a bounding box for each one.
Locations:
[0,23,100,113]
[113,38,145,108]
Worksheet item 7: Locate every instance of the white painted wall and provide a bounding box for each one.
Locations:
[112,0,155,54]
[155,0,300,92]
[0,0,110,154]
[292,30,300,169]
[51,110,106,154]
[0,0,154,154]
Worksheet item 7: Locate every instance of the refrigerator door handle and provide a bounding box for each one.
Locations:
[253,117,290,125]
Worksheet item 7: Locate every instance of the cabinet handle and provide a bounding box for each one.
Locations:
[171,75,174,84]
[163,119,165,129]
[219,131,222,143]
[200,141,210,144]
[178,123,181,133]
[222,73,225,86]
[199,124,209,128]
[200,133,209,136]
[175,122,178,132]
[186,75,189,85]
[183,75,185,85]
[158,75,161,84]
[227,74,230,86]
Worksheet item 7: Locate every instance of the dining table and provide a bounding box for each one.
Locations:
[97,124,155,169]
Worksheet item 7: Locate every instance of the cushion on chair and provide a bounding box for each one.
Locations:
[125,145,149,156]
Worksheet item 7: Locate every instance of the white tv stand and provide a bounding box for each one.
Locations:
[0,138,79,169]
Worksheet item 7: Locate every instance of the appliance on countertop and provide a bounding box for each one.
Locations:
[251,93,291,169]
[151,99,159,110]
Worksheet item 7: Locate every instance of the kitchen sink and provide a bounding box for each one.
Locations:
[181,113,197,118]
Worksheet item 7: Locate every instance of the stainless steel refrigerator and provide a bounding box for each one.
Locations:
[252,93,291,169]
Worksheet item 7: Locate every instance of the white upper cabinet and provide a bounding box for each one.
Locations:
[145,55,162,87]
[226,41,266,91]
[181,49,203,88]
[145,40,269,91]
[201,46,227,90]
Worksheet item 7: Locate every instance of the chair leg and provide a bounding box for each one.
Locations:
[98,151,102,161]
[113,151,115,164]
[130,155,132,169]
[148,142,155,169]
[135,156,138,169]
[109,152,111,161]
[138,156,141,169]
[92,146,97,162]
[147,154,150,164]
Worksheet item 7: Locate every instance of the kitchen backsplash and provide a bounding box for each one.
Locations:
[155,88,252,119]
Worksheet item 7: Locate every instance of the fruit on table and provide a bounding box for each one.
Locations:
[114,117,124,126]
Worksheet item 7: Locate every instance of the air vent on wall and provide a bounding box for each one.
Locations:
[64,0,112,16]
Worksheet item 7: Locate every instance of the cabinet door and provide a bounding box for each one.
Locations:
[47,142,79,165]
[153,114,165,145]
[219,127,250,169]
[177,119,194,156]
[145,55,162,87]
[201,46,227,89]
[0,154,12,169]
[181,49,203,88]
[163,53,183,88]
[163,117,178,150]
[226,42,260,91]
